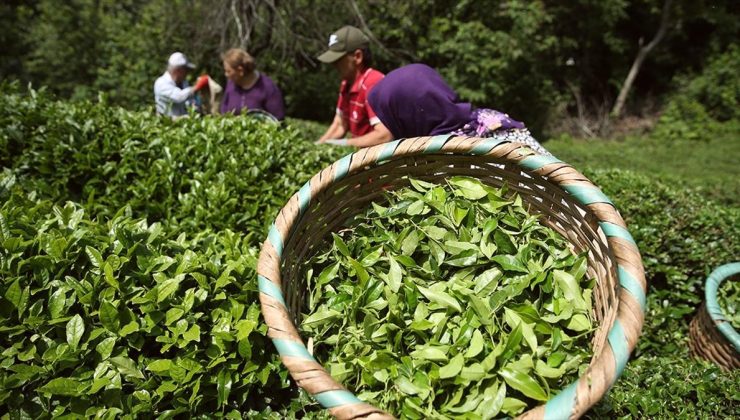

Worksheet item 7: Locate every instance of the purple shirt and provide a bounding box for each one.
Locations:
[220,73,285,120]
[368,64,524,139]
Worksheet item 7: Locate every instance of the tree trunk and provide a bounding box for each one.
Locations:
[611,0,674,118]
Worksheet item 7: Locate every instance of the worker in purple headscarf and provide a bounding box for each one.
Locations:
[365,63,550,155]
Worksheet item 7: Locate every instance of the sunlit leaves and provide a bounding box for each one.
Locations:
[301,177,595,417]
[66,314,85,350]
[0,190,286,417]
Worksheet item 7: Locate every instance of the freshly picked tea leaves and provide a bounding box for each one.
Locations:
[301,177,595,418]
[718,277,739,330]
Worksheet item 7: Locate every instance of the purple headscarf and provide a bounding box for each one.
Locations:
[368,63,524,139]
[368,64,472,138]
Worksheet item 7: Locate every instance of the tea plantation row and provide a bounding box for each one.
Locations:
[0,89,738,418]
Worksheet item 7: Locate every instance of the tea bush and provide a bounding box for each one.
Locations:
[1,88,738,417]
[0,88,346,418]
[0,88,346,239]
[0,189,295,417]
[585,168,740,418]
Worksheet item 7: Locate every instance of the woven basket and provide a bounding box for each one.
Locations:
[257,135,646,419]
[689,263,740,371]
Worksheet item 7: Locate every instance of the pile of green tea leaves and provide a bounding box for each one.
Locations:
[301,177,596,418]
[717,277,739,330]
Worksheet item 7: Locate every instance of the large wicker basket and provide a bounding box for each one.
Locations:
[257,135,646,419]
[689,263,740,371]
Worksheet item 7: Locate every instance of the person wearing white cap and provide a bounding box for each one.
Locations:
[153,52,210,117]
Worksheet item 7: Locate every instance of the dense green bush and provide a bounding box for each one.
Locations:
[677,46,740,122]
[0,191,293,417]
[589,355,738,418]
[585,168,740,418]
[1,89,738,417]
[0,88,346,238]
[651,96,716,141]
[588,169,739,299]
[0,88,347,417]
[653,46,740,140]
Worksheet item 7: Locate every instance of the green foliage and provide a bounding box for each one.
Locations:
[0,87,347,416]
[547,123,740,205]
[1,89,739,417]
[653,46,740,140]
[0,1,34,82]
[584,169,740,417]
[588,356,739,418]
[0,192,292,417]
[3,0,740,128]
[303,178,593,418]
[23,0,103,101]
[717,277,739,330]
[652,96,716,141]
[0,87,346,238]
[278,66,342,123]
[674,45,740,122]
[283,118,331,144]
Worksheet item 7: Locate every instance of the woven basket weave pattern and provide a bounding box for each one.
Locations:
[689,304,740,370]
[258,135,646,419]
[689,263,740,371]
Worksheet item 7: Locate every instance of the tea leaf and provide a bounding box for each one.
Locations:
[500,367,548,401]
[99,301,120,332]
[37,378,83,396]
[417,286,462,313]
[449,177,488,200]
[66,314,85,350]
[439,353,464,379]
[464,330,485,358]
[388,257,403,293]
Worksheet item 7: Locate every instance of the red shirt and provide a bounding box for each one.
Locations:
[336,68,384,137]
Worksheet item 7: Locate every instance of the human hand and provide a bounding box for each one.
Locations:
[323,139,350,146]
[193,75,209,91]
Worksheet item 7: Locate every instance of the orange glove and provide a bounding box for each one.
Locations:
[193,75,209,91]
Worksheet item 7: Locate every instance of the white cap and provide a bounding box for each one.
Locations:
[167,52,196,69]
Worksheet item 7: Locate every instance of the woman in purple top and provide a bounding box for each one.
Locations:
[220,48,285,120]
[367,63,550,155]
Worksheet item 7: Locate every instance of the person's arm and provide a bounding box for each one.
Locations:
[317,113,348,143]
[318,86,349,142]
[344,95,392,147]
[346,122,393,148]
[156,81,193,104]
[156,75,208,105]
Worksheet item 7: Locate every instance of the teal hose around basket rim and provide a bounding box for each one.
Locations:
[704,262,740,352]
[258,135,647,419]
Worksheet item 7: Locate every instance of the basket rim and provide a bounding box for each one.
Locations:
[704,262,740,353]
[257,135,647,419]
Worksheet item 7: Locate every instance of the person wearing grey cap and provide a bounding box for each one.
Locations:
[316,26,392,148]
[153,52,210,118]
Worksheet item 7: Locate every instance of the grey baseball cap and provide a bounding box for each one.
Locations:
[317,26,370,64]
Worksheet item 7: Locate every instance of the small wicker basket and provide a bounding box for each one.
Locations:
[257,135,646,419]
[689,263,740,371]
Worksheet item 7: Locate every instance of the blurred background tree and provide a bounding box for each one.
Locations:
[0,0,737,136]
